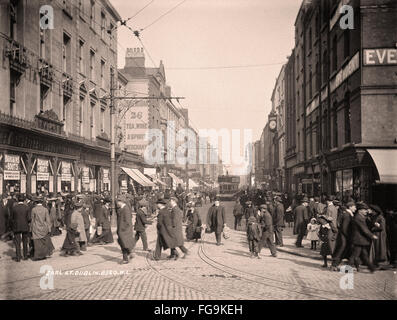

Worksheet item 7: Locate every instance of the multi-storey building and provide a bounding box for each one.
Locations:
[285,0,397,208]
[0,0,124,195]
[271,65,286,192]
[285,49,297,195]
[118,48,189,189]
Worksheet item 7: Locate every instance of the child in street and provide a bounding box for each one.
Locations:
[246,216,262,258]
[306,218,320,250]
[317,215,338,268]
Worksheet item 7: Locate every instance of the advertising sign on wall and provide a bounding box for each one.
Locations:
[4,154,20,180]
[61,161,72,181]
[82,167,90,184]
[37,159,49,181]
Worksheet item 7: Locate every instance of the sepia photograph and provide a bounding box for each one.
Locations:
[0,0,396,305]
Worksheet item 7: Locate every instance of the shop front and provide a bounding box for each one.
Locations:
[1,153,27,195]
[327,148,372,202]
[57,160,75,193]
[31,157,54,195]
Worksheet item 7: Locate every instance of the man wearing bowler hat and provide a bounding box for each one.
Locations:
[116,195,135,264]
[294,197,309,248]
[153,198,176,260]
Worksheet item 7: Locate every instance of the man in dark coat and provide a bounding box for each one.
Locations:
[91,197,113,245]
[206,198,226,246]
[347,203,377,273]
[257,205,277,257]
[10,194,31,261]
[154,199,177,260]
[169,197,189,259]
[133,200,151,252]
[273,196,285,246]
[116,196,136,264]
[0,194,9,238]
[294,197,309,248]
[233,199,244,230]
[313,196,326,218]
[332,201,356,270]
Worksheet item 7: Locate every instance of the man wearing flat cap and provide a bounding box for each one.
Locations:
[347,202,377,272]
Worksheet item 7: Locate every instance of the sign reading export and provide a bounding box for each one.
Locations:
[363,48,397,66]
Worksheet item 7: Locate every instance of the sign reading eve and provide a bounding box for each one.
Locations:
[363,48,397,65]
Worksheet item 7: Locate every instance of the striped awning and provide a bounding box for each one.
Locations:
[122,167,155,187]
[168,172,184,185]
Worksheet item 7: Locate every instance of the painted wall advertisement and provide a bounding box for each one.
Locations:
[124,106,149,156]
[4,154,20,180]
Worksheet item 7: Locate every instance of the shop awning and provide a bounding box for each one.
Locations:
[367,149,397,184]
[168,173,184,185]
[121,167,155,187]
[148,174,167,187]
[189,179,199,189]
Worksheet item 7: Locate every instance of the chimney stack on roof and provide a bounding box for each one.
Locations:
[125,47,145,68]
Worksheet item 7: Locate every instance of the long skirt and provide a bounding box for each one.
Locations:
[186,223,202,241]
[90,228,114,244]
[33,235,54,260]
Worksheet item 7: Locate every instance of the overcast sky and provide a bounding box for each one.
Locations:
[112,0,302,173]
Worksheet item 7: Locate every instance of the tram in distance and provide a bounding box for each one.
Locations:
[217,175,240,201]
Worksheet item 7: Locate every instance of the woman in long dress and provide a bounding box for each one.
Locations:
[185,202,202,242]
[30,197,54,261]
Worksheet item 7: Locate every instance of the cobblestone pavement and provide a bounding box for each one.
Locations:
[0,201,395,300]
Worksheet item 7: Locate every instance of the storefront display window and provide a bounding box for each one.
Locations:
[335,169,353,199]
[3,154,25,195]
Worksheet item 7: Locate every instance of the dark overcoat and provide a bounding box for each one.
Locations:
[351,213,375,246]
[116,204,135,250]
[157,207,177,250]
[293,205,309,235]
[273,202,285,227]
[206,205,225,234]
[334,210,354,259]
[96,205,111,230]
[170,205,184,247]
[10,203,31,233]
[369,214,388,262]
[186,208,202,240]
[0,201,9,236]
[134,208,149,232]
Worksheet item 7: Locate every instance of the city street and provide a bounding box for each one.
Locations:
[0,201,395,300]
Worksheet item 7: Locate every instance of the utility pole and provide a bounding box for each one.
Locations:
[107,91,185,216]
[110,68,117,218]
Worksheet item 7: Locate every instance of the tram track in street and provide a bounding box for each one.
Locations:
[197,232,367,300]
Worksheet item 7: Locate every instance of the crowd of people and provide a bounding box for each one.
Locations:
[2,186,396,272]
[233,189,397,273]
[0,185,207,264]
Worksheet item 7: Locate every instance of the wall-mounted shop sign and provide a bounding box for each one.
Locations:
[363,48,397,66]
[61,161,72,181]
[37,159,49,181]
[4,154,20,180]
[82,167,90,184]
[330,52,359,93]
[103,169,110,184]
